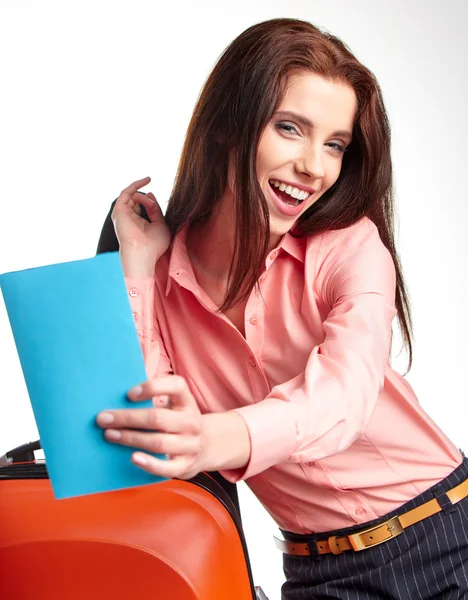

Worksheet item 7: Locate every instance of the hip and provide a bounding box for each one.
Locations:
[279,455,468,598]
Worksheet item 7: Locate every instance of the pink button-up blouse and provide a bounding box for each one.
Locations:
[126,216,462,534]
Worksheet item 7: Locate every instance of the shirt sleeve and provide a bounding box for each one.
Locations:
[220,219,398,482]
[125,277,173,378]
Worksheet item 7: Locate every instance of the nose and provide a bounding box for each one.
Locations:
[295,145,325,180]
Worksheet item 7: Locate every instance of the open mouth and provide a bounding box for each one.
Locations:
[268,179,311,208]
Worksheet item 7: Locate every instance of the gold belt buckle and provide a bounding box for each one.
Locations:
[348,515,404,551]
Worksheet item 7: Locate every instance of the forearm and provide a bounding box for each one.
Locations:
[200,411,251,472]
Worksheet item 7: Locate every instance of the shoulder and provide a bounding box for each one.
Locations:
[305,217,396,303]
[311,216,383,254]
[306,217,392,271]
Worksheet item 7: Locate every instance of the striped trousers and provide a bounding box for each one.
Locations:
[280,456,468,599]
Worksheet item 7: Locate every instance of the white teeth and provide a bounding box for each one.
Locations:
[269,179,312,204]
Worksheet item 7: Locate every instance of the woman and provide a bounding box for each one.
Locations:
[96,18,468,599]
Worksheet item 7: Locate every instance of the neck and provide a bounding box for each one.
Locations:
[186,189,283,282]
[186,188,236,283]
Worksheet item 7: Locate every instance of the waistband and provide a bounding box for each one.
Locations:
[280,452,468,544]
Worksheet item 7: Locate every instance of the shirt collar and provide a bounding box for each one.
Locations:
[279,231,306,264]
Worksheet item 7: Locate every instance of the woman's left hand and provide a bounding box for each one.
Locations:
[96,375,207,480]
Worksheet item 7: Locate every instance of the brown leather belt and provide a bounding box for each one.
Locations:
[274,477,468,556]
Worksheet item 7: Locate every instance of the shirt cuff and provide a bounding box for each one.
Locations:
[125,277,154,331]
[219,398,297,482]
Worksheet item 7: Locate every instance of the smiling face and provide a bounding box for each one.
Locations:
[256,71,358,242]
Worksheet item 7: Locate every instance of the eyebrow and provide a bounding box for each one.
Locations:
[274,110,353,141]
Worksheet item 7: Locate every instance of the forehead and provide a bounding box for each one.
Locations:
[278,71,357,131]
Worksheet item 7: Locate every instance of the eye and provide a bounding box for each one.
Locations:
[326,142,347,155]
[274,122,300,136]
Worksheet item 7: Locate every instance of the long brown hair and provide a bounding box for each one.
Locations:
[165,18,413,373]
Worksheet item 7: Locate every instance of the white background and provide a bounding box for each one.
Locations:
[0,1,467,598]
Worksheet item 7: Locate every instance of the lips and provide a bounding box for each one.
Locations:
[270,178,316,197]
[268,181,309,217]
[275,186,304,207]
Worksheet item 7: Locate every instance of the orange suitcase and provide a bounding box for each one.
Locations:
[0,441,266,599]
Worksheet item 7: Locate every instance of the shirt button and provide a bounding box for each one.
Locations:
[132,312,138,320]
[249,357,256,367]
[355,507,366,517]
[129,288,138,297]
[249,316,258,325]
[304,461,314,467]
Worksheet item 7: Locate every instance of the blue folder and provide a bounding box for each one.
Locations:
[0,252,167,499]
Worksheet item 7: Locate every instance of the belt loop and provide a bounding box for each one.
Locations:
[431,482,456,515]
[278,530,321,560]
[307,537,320,560]
[327,535,343,555]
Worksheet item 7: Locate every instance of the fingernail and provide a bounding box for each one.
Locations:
[106,429,121,440]
[129,385,143,397]
[133,453,148,466]
[98,412,114,425]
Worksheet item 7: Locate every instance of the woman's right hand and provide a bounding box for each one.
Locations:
[111,177,171,277]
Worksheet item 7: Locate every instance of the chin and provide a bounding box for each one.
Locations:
[269,217,296,238]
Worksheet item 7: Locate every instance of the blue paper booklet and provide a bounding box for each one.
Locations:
[0,252,167,499]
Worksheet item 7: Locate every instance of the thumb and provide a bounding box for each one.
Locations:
[145,192,166,222]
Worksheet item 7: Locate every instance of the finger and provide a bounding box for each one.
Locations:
[143,192,166,222]
[132,191,156,210]
[132,452,194,479]
[124,191,153,214]
[128,191,165,224]
[128,192,165,225]
[96,407,198,434]
[113,177,151,212]
[122,176,151,198]
[104,430,201,456]
[152,394,171,408]
[127,376,193,410]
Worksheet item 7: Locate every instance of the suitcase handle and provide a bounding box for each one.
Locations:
[0,440,41,465]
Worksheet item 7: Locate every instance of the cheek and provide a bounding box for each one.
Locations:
[256,131,288,177]
[256,145,271,180]
[324,158,344,188]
